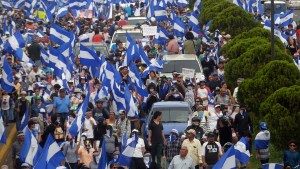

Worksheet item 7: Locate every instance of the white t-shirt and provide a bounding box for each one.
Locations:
[127,137,145,158]
[207,112,223,132]
[1,95,10,110]
[84,117,96,139]
[197,88,208,106]
[233,87,239,103]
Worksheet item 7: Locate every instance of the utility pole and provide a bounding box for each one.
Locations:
[271,0,275,60]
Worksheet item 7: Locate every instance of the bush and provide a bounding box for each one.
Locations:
[237,60,300,113]
[259,85,300,149]
[221,27,285,55]
[199,0,235,25]
[224,44,293,88]
[210,6,261,37]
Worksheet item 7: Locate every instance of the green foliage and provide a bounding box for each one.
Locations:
[237,60,300,113]
[199,0,235,25]
[209,6,260,37]
[188,0,196,10]
[221,27,285,55]
[259,85,300,149]
[224,44,293,88]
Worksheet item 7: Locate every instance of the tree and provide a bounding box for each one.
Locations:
[209,6,261,37]
[221,27,285,55]
[237,60,300,113]
[259,85,300,149]
[224,44,293,88]
[199,0,235,25]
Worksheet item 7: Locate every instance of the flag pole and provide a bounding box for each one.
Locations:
[271,0,275,60]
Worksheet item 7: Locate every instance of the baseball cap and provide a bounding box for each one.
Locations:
[132,129,139,133]
[207,132,215,138]
[215,104,221,108]
[171,129,179,135]
[259,122,267,130]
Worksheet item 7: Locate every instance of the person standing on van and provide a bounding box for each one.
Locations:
[148,111,167,169]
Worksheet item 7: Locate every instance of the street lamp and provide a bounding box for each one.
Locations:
[271,0,275,60]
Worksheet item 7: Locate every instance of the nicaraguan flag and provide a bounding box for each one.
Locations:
[33,135,65,169]
[2,0,13,11]
[154,27,169,45]
[154,0,168,22]
[141,60,166,78]
[79,44,101,66]
[138,43,151,66]
[188,10,200,28]
[169,10,176,25]
[121,131,127,152]
[258,0,264,15]
[235,137,250,163]
[117,133,138,168]
[128,62,148,97]
[13,0,25,9]
[68,0,91,10]
[194,0,202,11]
[213,145,236,169]
[279,9,294,27]
[19,127,43,166]
[147,0,155,19]
[262,163,282,169]
[37,30,46,37]
[264,20,288,44]
[18,108,29,131]
[255,129,270,150]
[56,7,69,19]
[203,20,211,32]
[176,0,188,7]
[3,31,26,53]
[1,57,15,93]
[40,48,51,67]
[50,23,73,45]
[98,138,108,169]
[174,17,187,38]
[0,111,6,144]
[105,3,113,21]
[55,51,73,81]
[124,83,139,118]
[57,41,75,63]
[14,48,34,64]
[123,32,140,66]
[68,86,90,137]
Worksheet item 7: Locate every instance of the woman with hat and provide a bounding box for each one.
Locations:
[70,88,83,111]
[128,129,147,169]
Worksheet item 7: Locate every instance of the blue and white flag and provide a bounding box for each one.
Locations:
[154,27,169,45]
[117,133,138,168]
[255,130,270,150]
[14,48,34,64]
[154,0,168,22]
[213,145,236,169]
[257,0,264,15]
[1,57,15,93]
[0,112,6,144]
[56,7,69,19]
[194,0,202,11]
[138,43,151,66]
[2,0,13,11]
[147,0,155,19]
[124,83,139,118]
[13,0,25,9]
[123,32,139,66]
[105,3,113,21]
[141,60,166,78]
[69,0,91,10]
[128,62,148,97]
[37,30,46,38]
[55,51,73,81]
[121,131,127,152]
[19,127,43,166]
[3,31,26,53]
[79,44,101,67]
[98,139,108,169]
[188,11,200,28]
[40,48,51,67]
[169,10,176,25]
[262,163,282,169]
[203,20,211,32]
[176,0,188,7]
[174,17,187,38]
[235,137,250,163]
[18,108,29,131]
[68,86,90,137]
[50,23,73,45]
[279,9,294,27]
[34,135,65,169]
[264,20,288,44]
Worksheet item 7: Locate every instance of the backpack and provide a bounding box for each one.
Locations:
[54,126,64,140]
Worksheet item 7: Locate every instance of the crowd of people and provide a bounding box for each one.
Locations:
[0,0,300,169]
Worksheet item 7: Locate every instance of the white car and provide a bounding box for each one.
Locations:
[161,54,205,80]
[287,0,300,9]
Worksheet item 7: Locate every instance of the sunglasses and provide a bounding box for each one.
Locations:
[290,144,296,147]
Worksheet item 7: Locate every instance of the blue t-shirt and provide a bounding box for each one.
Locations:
[53,97,71,113]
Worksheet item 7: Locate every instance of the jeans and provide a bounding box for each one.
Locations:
[57,113,68,127]
[151,143,163,168]
[2,110,8,125]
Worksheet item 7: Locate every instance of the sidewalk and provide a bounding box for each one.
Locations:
[0,123,17,168]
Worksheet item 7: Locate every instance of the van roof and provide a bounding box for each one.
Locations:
[264,1,286,4]
[152,101,190,108]
[163,54,198,61]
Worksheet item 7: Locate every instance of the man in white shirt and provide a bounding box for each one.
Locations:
[84,111,96,144]
[28,64,45,84]
[197,79,209,106]
[127,129,147,169]
[233,78,243,104]
[168,146,195,169]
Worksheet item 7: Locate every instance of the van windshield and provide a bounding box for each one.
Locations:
[152,107,190,123]
[162,60,201,73]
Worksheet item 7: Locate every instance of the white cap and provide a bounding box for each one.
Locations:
[120,15,125,20]
[171,129,179,135]
[132,129,139,133]
[150,17,156,22]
